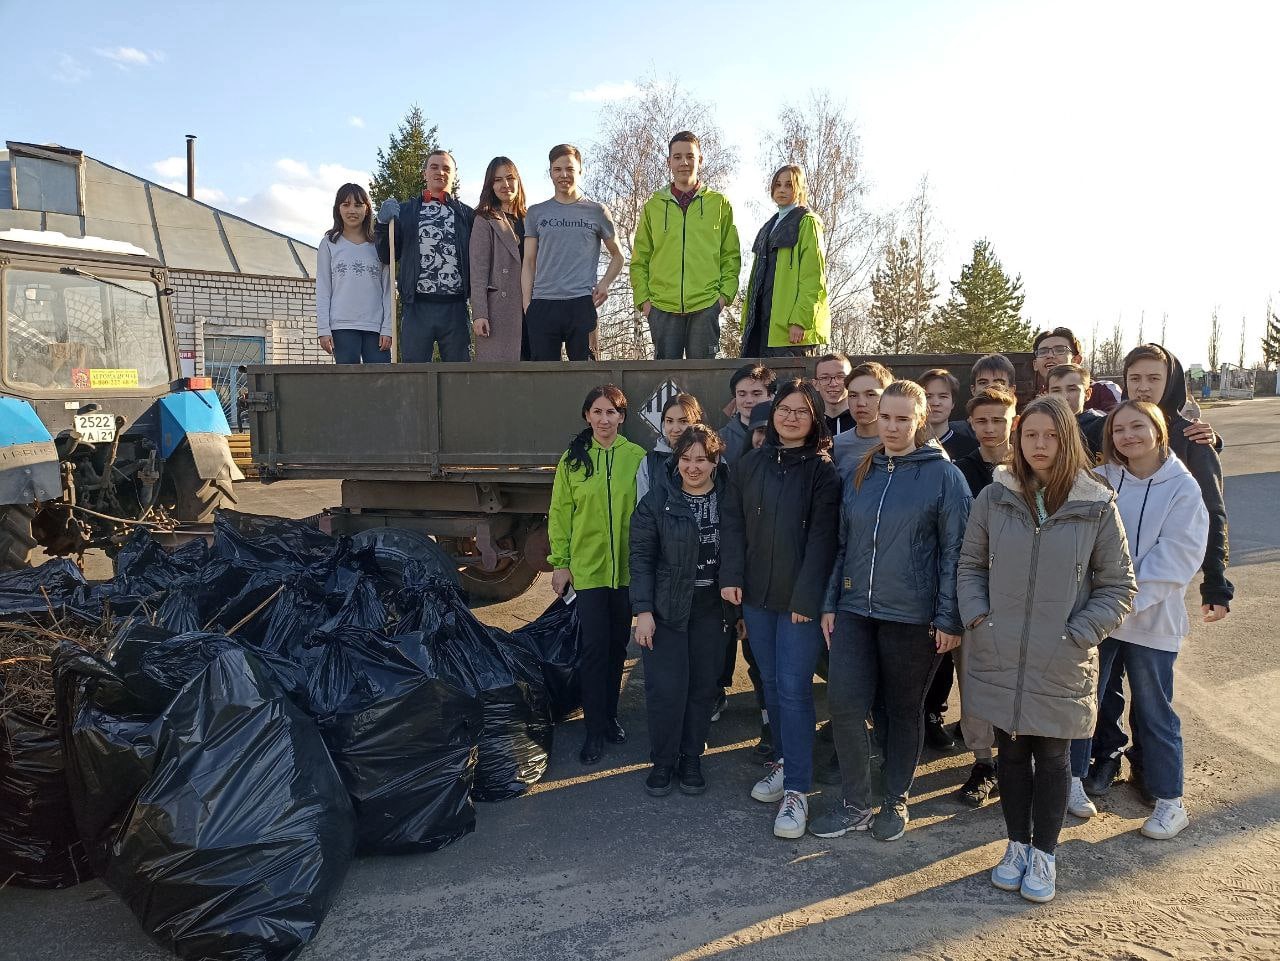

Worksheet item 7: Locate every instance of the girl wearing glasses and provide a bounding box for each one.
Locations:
[721,379,840,838]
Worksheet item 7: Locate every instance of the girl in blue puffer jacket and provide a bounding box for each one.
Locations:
[813,380,971,843]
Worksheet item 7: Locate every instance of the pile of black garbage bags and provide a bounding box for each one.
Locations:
[0,512,583,961]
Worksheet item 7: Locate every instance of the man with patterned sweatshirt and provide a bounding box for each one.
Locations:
[631,131,741,360]
[376,150,475,362]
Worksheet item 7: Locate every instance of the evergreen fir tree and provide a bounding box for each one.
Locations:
[370,105,442,206]
[1263,307,1280,368]
[922,239,1031,353]
[869,237,937,353]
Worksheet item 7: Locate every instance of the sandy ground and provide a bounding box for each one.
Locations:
[3,398,1278,961]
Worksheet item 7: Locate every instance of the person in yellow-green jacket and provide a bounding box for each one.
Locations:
[631,131,742,360]
[739,164,830,358]
[548,384,647,765]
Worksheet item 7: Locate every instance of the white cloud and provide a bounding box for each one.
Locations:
[151,156,187,179]
[158,181,227,204]
[53,53,89,84]
[235,160,372,241]
[569,81,640,103]
[348,116,365,128]
[95,46,162,68]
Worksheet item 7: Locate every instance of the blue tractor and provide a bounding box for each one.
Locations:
[0,231,241,567]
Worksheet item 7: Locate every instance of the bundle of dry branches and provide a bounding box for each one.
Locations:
[0,616,112,724]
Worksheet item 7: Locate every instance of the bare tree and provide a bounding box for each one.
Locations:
[1238,315,1247,369]
[1088,319,1100,373]
[1136,310,1145,347]
[1159,312,1168,345]
[761,91,885,352]
[1095,316,1126,375]
[1208,306,1222,371]
[586,75,738,359]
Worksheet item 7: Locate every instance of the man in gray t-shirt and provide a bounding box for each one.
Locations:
[521,144,624,361]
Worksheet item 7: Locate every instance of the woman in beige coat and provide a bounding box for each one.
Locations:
[958,396,1135,905]
[469,156,527,361]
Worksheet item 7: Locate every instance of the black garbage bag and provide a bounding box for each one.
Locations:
[211,510,349,580]
[155,590,201,634]
[111,528,209,597]
[0,558,89,616]
[415,580,553,802]
[0,708,92,888]
[512,596,583,722]
[105,645,355,961]
[55,644,161,877]
[304,626,482,853]
[253,585,327,659]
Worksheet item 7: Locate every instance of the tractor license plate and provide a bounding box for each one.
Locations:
[74,412,117,443]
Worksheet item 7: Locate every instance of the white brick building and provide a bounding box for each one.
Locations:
[1,141,329,429]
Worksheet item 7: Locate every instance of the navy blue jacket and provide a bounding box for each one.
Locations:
[375,195,475,304]
[823,443,971,635]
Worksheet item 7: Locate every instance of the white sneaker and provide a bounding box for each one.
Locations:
[991,840,1030,891]
[1068,776,1097,818]
[751,759,785,803]
[773,790,808,839]
[1020,847,1057,903]
[1142,798,1189,839]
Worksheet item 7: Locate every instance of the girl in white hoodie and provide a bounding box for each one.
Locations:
[1069,400,1208,839]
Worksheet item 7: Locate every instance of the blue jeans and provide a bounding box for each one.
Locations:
[647,304,721,360]
[741,604,824,792]
[331,329,390,364]
[1071,637,1124,777]
[1072,640,1183,799]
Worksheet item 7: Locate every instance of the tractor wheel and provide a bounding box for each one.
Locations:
[163,447,238,523]
[0,504,38,570]
[448,526,542,605]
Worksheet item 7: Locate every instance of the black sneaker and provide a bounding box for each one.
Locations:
[677,755,706,795]
[605,719,627,744]
[645,764,675,797]
[753,722,773,759]
[924,713,957,751]
[710,691,728,723]
[871,799,909,841]
[958,761,999,807]
[1083,754,1122,797]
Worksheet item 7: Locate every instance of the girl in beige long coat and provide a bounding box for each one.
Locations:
[957,396,1135,905]
[469,157,527,361]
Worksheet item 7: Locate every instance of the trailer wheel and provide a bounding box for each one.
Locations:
[163,447,238,523]
[448,527,541,604]
[0,504,38,570]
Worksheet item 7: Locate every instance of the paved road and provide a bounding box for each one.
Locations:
[5,398,1278,960]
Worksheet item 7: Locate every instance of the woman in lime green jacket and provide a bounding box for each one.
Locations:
[548,384,647,765]
[739,164,831,358]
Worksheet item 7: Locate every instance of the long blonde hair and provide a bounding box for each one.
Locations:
[853,380,929,490]
[769,164,808,206]
[1102,399,1169,467]
[1011,395,1092,516]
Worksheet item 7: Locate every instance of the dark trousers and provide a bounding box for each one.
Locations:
[642,587,727,766]
[828,612,939,808]
[526,296,595,361]
[648,304,721,360]
[575,586,631,737]
[995,729,1070,855]
[401,299,470,362]
[331,329,390,364]
[1092,652,1130,761]
[925,650,954,716]
[761,344,816,358]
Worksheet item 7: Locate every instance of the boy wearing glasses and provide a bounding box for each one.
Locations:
[1032,327,1119,413]
[813,353,855,437]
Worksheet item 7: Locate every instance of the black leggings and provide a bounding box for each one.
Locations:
[995,729,1070,854]
[575,587,631,737]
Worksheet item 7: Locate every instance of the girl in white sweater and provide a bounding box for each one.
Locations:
[316,183,392,364]
[1069,400,1208,839]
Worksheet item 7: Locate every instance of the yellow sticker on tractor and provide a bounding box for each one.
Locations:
[87,368,140,388]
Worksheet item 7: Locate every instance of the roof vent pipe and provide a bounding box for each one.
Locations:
[185,134,196,199]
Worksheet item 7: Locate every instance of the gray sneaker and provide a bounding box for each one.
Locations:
[871,799,909,841]
[808,799,874,838]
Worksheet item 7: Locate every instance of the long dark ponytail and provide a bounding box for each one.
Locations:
[565,384,628,477]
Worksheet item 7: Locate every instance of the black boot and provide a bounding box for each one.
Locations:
[645,764,674,796]
[605,719,627,744]
[753,722,773,759]
[677,755,706,795]
[580,733,605,765]
[1083,754,1123,796]
[924,713,957,751]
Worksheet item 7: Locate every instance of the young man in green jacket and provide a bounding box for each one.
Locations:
[631,131,742,360]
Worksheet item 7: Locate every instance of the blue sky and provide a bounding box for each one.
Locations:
[6,0,1278,366]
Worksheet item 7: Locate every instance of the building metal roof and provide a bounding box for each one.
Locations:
[0,142,317,279]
